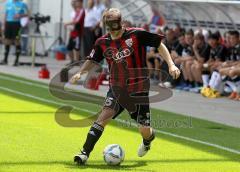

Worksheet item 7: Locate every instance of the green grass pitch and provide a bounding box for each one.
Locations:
[0,73,240,172]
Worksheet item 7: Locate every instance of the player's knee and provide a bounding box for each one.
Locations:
[96,108,115,127]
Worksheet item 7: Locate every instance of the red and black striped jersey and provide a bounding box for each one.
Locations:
[88,28,164,93]
[70,8,85,38]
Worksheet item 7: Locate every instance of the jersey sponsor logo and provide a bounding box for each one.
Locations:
[103,47,134,62]
[125,38,133,47]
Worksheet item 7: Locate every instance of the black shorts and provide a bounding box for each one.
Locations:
[148,57,161,65]
[103,89,151,126]
[4,22,21,40]
[67,36,81,51]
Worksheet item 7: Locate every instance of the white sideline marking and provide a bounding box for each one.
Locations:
[0,85,240,155]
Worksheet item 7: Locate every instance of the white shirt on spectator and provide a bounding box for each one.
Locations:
[70,10,76,21]
[94,3,106,22]
[84,7,99,28]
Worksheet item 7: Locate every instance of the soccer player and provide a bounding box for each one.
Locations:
[70,8,180,165]
[0,0,28,66]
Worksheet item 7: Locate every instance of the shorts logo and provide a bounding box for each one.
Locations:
[105,97,113,107]
[90,49,95,58]
[125,38,133,47]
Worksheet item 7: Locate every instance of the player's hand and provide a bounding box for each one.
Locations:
[70,72,82,85]
[169,64,181,79]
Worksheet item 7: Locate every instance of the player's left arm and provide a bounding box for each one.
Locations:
[158,43,181,79]
[137,29,180,79]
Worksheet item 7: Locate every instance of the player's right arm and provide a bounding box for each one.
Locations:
[70,60,97,84]
[70,39,104,84]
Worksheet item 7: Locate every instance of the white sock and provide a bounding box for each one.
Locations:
[236,81,240,93]
[212,72,222,91]
[226,81,237,92]
[209,72,218,89]
[202,74,209,87]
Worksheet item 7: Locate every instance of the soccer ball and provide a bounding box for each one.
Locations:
[103,144,125,165]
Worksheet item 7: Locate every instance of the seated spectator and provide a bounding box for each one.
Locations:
[146,47,162,84]
[223,31,231,48]
[218,30,240,100]
[201,31,239,99]
[172,29,195,90]
[160,28,178,87]
[171,32,186,88]
[171,32,186,63]
[189,33,211,93]
[201,33,228,88]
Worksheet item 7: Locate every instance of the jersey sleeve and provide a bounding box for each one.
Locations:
[136,30,165,48]
[86,40,104,63]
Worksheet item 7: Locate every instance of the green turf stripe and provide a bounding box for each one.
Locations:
[1,72,240,158]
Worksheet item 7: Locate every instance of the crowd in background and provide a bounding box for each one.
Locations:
[51,0,240,102]
[64,0,108,65]
[145,25,240,101]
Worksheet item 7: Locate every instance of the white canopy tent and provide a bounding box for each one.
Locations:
[112,0,240,31]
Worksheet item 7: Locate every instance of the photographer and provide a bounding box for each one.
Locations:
[0,0,28,66]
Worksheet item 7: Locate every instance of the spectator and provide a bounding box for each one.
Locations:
[93,0,106,40]
[149,5,165,33]
[83,0,99,57]
[94,0,106,20]
[159,28,178,88]
[0,21,3,44]
[0,0,28,66]
[20,0,30,55]
[174,23,185,38]
[147,47,162,84]
[218,30,240,100]
[189,33,211,93]
[171,32,186,62]
[163,28,178,52]
[174,30,195,90]
[65,0,85,65]
[223,31,231,48]
[171,32,187,88]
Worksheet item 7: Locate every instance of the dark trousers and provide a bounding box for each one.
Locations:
[83,27,95,57]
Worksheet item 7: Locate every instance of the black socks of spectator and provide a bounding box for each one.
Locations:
[4,45,10,63]
[15,45,21,64]
[197,82,203,87]
[83,122,104,157]
[186,80,195,87]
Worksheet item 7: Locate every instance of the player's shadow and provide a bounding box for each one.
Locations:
[0,158,237,172]
[66,160,148,171]
[65,158,237,171]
